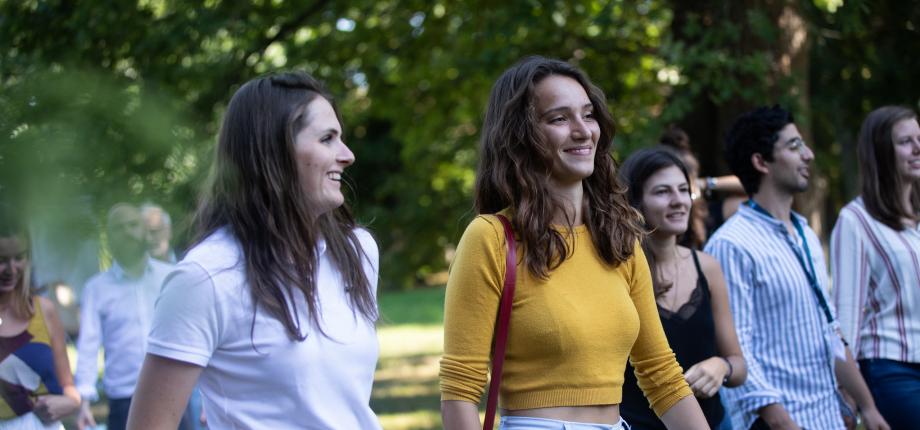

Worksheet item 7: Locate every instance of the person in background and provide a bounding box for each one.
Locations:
[0,202,81,429]
[127,71,381,429]
[75,203,174,430]
[139,202,204,429]
[705,105,888,430]
[831,105,920,429]
[440,56,708,430]
[619,147,747,429]
[140,203,176,263]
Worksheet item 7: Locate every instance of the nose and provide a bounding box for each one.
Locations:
[571,117,590,140]
[337,140,355,167]
[801,143,815,162]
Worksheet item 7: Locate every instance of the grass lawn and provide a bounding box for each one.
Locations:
[373,286,446,430]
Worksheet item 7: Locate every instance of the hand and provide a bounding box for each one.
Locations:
[758,403,801,430]
[859,406,890,430]
[199,403,208,427]
[76,401,97,430]
[33,394,80,423]
[684,357,728,398]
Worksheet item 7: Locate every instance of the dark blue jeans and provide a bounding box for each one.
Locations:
[859,358,920,430]
[107,397,132,430]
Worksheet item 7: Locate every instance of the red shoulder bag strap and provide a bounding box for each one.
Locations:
[483,214,517,430]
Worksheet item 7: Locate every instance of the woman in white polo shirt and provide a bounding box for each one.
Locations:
[126,72,381,429]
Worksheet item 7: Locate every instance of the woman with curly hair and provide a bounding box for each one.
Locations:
[440,56,708,430]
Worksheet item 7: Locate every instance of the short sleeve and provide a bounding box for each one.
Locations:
[147,262,222,367]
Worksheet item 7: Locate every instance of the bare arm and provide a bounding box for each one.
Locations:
[685,254,746,390]
[835,348,889,430]
[659,396,710,429]
[441,400,481,430]
[126,354,203,430]
[32,297,81,423]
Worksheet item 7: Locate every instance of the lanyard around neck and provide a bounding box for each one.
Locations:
[746,200,834,324]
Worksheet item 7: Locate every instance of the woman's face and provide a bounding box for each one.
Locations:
[0,235,28,294]
[294,97,355,218]
[891,118,920,183]
[532,75,600,187]
[640,165,692,237]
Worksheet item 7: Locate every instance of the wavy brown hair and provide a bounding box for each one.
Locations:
[193,71,376,341]
[858,105,920,231]
[475,56,644,277]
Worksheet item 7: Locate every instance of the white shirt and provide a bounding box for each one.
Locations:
[147,228,382,430]
[831,197,920,363]
[74,257,174,401]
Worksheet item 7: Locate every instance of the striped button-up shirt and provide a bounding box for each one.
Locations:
[706,204,844,430]
[831,197,920,364]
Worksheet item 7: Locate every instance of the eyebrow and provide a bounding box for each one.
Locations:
[541,103,594,117]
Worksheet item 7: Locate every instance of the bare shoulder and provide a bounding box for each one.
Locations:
[36,296,58,316]
[695,250,725,279]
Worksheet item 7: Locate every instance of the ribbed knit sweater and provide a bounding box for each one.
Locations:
[440,214,692,416]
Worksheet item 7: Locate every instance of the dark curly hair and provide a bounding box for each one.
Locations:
[724,105,795,195]
[475,56,644,276]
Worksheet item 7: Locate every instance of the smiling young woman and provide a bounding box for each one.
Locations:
[831,106,920,429]
[126,72,381,429]
[439,56,709,430]
[618,147,747,430]
[0,203,81,429]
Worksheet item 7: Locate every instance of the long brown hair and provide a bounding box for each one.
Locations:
[475,56,643,277]
[0,202,33,319]
[193,71,376,341]
[858,105,920,231]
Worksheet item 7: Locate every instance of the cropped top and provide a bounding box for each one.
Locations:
[439,214,693,415]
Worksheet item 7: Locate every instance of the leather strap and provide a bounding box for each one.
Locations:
[483,214,517,430]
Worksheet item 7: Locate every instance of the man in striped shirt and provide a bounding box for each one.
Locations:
[705,106,887,430]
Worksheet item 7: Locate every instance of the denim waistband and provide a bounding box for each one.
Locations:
[498,415,630,430]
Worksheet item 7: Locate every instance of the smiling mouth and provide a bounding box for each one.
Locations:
[327,172,343,181]
[563,145,593,155]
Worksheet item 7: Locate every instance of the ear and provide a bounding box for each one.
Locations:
[751,152,770,175]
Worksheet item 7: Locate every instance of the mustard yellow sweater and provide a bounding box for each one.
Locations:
[439,214,693,416]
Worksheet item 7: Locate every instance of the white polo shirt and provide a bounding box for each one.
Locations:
[147,228,381,429]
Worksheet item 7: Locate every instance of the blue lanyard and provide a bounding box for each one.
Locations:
[746,200,835,324]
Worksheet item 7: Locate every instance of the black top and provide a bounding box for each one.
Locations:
[620,250,724,429]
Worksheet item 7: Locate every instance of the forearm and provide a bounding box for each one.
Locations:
[441,400,481,430]
[835,352,877,410]
[723,354,747,387]
[659,396,709,430]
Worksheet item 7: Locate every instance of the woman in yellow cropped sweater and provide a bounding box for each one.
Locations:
[440,56,708,430]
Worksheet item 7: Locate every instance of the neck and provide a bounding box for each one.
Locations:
[646,232,678,263]
[117,255,147,278]
[0,291,12,308]
[902,183,914,215]
[752,184,795,223]
[548,180,585,225]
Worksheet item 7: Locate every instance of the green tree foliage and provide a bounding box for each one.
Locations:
[2,0,916,288]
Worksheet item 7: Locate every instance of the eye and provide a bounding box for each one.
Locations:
[549,116,566,124]
[584,111,595,120]
[320,134,335,144]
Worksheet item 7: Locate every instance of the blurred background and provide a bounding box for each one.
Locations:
[1,1,917,428]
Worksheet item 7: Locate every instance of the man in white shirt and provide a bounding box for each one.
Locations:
[75,203,173,430]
